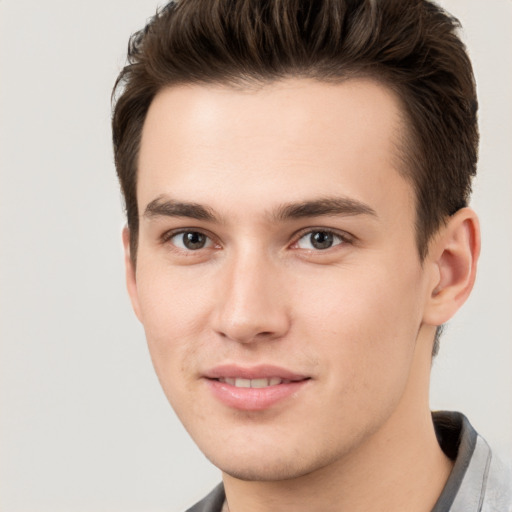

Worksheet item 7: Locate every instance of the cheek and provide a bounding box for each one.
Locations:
[295,261,423,337]
[293,261,425,393]
[134,261,213,380]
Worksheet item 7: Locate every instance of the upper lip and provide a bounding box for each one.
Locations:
[203,364,309,381]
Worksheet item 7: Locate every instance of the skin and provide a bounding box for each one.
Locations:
[124,78,480,512]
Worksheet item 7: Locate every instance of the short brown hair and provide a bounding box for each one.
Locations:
[112,0,478,268]
[112,0,478,263]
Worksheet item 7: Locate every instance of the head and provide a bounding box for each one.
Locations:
[112,0,480,481]
[112,0,478,356]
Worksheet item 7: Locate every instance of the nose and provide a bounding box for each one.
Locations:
[212,250,291,344]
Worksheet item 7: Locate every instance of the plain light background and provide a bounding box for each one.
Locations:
[0,1,510,510]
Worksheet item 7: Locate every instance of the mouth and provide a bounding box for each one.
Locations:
[215,377,303,388]
[204,365,311,411]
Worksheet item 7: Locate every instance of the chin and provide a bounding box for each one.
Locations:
[203,441,345,483]
[216,458,317,482]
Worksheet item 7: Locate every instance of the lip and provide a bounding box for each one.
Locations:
[204,364,308,381]
[203,364,311,411]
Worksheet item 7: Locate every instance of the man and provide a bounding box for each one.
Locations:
[111,0,511,510]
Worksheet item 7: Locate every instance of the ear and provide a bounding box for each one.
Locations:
[423,208,480,326]
[122,227,142,322]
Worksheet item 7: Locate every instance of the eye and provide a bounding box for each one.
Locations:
[169,231,213,251]
[295,230,346,250]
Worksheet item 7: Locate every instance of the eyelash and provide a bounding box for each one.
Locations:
[161,227,354,253]
[160,229,218,251]
[292,228,353,251]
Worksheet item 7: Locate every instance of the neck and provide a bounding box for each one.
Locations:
[222,327,453,512]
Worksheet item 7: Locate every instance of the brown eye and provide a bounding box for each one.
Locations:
[171,231,212,250]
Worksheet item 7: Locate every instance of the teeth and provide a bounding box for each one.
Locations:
[235,378,251,388]
[219,377,284,388]
[250,378,271,388]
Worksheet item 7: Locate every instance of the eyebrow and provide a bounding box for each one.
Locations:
[143,197,218,222]
[273,197,377,221]
[142,195,377,223]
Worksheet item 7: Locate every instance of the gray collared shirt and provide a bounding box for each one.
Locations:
[432,412,512,511]
[186,412,512,512]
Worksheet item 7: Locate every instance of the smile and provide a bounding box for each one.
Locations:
[204,366,311,410]
[217,377,292,388]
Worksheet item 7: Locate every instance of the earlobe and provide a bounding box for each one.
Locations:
[423,208,480,326]
[122,227,142,322]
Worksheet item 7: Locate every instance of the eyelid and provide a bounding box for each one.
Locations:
[290,227,355,249]
[158,226,354,252]
[160,228,220,249]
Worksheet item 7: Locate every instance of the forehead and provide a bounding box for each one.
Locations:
[137,78,413,221]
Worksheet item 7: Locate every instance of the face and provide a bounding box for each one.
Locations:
[127,79,438,481]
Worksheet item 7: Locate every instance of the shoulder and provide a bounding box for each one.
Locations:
[454,433,512,512]
[479,441,512,512]
[434,411,512,512]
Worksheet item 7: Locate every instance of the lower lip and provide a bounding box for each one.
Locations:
[205,379,309,411]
